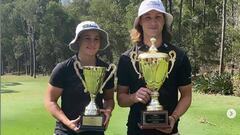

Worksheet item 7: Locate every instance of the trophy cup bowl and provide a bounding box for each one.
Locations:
[74,62,116,131]
[130,38,176,129]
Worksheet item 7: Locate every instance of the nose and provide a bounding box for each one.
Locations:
[88,39,96,46]
[89,38,98,46]
[150,18,158,25]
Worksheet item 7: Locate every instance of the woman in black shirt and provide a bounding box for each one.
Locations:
[117,0,192,135]
[44,21,114,135]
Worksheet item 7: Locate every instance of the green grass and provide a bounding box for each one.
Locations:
[179,93,240,135]
[1,75,240,135]
[1,75,54,135]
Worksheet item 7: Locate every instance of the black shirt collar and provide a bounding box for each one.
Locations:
[73,53,101,66]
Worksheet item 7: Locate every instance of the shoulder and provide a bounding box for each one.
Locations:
[119,48,134,62]
[167,43,185,55]
[122,48,133,57]
[53,55,76,72]
[165,43,188,61]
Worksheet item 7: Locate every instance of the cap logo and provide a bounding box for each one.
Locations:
[145,1,164,10]
[147,1,161,7]
[82,24,98,29]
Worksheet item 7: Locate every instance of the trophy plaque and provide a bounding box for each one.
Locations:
[130,37,176,129]
[74,61,116,131]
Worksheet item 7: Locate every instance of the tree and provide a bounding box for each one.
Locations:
[1,0,240,75]
[86,0,129,63]
[219,0,227,75]
[14,0,40,77]
[38,1,73,74]
[1,2,16,74]
[13,36,28,75]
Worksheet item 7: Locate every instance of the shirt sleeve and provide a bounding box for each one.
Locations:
[117,55,131,86]
[49,63,65,88]
[176,54,192,86]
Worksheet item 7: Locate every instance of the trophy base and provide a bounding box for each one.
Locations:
[138,110,170,129]
[79,114,105,131]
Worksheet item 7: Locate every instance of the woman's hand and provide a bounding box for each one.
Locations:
[100,109,112,129]
[132,87,151,104]
[67,116,81,133]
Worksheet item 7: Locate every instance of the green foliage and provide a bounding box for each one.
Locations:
[232,74,240,96]
[13,36,28,60]
[1,0,240,75]
[194,72,234,95]
[193,75,210,94]
[87,0,129,63]
[38,1,74,74]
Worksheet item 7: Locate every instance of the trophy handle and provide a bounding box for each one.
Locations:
[99,64,116,93]
[74,60,88,93]
[130,51,142,79]
[168,50,176,76]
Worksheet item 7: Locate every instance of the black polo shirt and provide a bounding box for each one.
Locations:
[49,55,114,135]
[117,43,192,135]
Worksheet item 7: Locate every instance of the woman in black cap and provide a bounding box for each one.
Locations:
[44,21,114,135]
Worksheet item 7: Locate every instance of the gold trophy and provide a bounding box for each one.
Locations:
[130,37,176,128]
[74,61,116,131]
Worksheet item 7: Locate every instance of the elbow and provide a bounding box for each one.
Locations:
[44,98,51,112]
[189,96,192,107]
[116,96,124,107]
[117,97,128,107]
[117,101,125,107]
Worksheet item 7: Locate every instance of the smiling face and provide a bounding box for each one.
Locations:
[139,10,165,39]
[78,30,101,57]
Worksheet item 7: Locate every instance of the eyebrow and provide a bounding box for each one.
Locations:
[82,34,100,38]
[143,12,163,16]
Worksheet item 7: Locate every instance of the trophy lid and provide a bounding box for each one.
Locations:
[138,37,169,59]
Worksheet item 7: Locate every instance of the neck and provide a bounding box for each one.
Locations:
[78,53,96,66]
[144,35,162,48]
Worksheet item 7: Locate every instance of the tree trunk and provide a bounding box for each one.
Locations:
[0,13,2,75]
[191,0,197,76]
[178,0,184,45]
[31,25,36,78]
[164,0,168,12]
[1,58,4,75]
[192,0,195,11]
[25,54,28,75]
[169,0,173,14]
[17,59,20,75]
[203,0,206,28]
[169,0,173,30]
[27,21,33,77]
[219,0,227,75]
[230,0,237,76]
